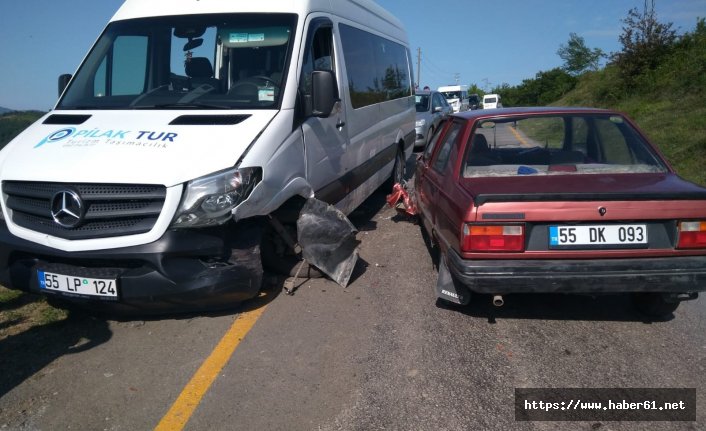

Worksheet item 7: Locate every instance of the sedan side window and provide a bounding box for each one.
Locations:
[424,120,447,160]
[432,122,462,173]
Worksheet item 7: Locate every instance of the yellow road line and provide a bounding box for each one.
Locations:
[508,125,532,148]
[154,305,267,431]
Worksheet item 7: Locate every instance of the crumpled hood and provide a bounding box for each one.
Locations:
[0,110,277,187]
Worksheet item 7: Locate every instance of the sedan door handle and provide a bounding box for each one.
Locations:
[336,120,346,129]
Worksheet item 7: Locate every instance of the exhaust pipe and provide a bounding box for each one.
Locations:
[492,295,504,307]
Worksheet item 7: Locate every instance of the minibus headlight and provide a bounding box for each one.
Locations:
[171,167,261,228]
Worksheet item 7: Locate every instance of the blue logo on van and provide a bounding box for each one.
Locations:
[35,128,76,148]
[34,127,179,150]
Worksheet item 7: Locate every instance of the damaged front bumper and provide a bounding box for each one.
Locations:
[0,220,264,314]
[446,248,706,294]
[297,198,360,287]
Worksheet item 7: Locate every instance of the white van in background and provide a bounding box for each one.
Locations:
[0,0,415,313]
[437,84,469,112]
[483,93,502,109]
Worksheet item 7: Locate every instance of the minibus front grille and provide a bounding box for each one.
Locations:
[2,181,166,240]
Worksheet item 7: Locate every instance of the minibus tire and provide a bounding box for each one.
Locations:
[261,225,324,278]
[385,147,405,189]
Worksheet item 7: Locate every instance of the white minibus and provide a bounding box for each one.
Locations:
[0,0,415,312]
[483,93,503,109]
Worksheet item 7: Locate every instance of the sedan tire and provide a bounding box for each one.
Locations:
[632,293,680,319]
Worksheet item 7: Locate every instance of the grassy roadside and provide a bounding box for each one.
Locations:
[0,286,69,341]
[0,112,69,338]
[0,111,45,148]
[553,20,706,187]
[555,65,706,187]
[617,94,706,187]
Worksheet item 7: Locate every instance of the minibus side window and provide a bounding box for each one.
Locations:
[338,24,412,109]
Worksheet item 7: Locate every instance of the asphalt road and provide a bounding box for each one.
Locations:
[1,156,705,431]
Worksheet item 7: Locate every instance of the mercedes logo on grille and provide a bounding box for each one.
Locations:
[50,190,84,228]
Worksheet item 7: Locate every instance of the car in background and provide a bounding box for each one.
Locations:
[414,107,706,318]
[468,93,481,110]
[415,90,453,150]
[438,85,469,113]
[482,93,502,109]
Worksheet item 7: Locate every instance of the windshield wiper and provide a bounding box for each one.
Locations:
[129,84,169,107]
[57,106,123,110]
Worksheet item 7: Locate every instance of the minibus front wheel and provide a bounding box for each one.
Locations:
[386,146,405,189]
[260,213,324,279]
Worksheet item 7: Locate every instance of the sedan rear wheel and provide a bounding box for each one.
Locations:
[632,293,680,319]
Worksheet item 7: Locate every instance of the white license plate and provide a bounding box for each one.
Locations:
[549,224,648,247]
[38,270,118,298]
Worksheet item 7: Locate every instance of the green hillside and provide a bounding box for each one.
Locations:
[491,16,706,186]
[555,20,706,186]
[0,111,45,149]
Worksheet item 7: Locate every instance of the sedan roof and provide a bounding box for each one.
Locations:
[452,106,616,120]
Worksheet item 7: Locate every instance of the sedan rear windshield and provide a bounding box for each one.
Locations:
[463,114,668,177]
[58,13,296,110]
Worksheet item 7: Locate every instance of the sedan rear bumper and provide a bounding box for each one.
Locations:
[446,249,706,294]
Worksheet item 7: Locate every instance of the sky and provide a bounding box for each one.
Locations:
[0,0,705,111]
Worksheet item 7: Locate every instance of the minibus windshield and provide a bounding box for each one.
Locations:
[58,13,297,110]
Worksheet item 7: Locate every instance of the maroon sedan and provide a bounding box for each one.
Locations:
[413,107,706,318]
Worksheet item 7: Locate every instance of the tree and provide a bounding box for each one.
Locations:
[557,33,605,76]
[491,69,577,107]
[612,0,677,85]
[466,83,484,96]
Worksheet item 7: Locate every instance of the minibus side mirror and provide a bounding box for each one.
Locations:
[58,74,72,97]
[311,70,337,118]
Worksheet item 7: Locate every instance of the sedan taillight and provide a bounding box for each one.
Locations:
[677,221,706,249]
[462,224,525,252]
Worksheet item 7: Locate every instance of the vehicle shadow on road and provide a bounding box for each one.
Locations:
[0,310,112,398]
[437,293,671,323]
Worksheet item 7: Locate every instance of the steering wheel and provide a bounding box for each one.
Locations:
[232,75,279,89]
[229,76,280,97]
[247,75,280,88]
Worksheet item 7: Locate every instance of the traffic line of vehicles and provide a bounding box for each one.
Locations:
[434,85,502,113]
